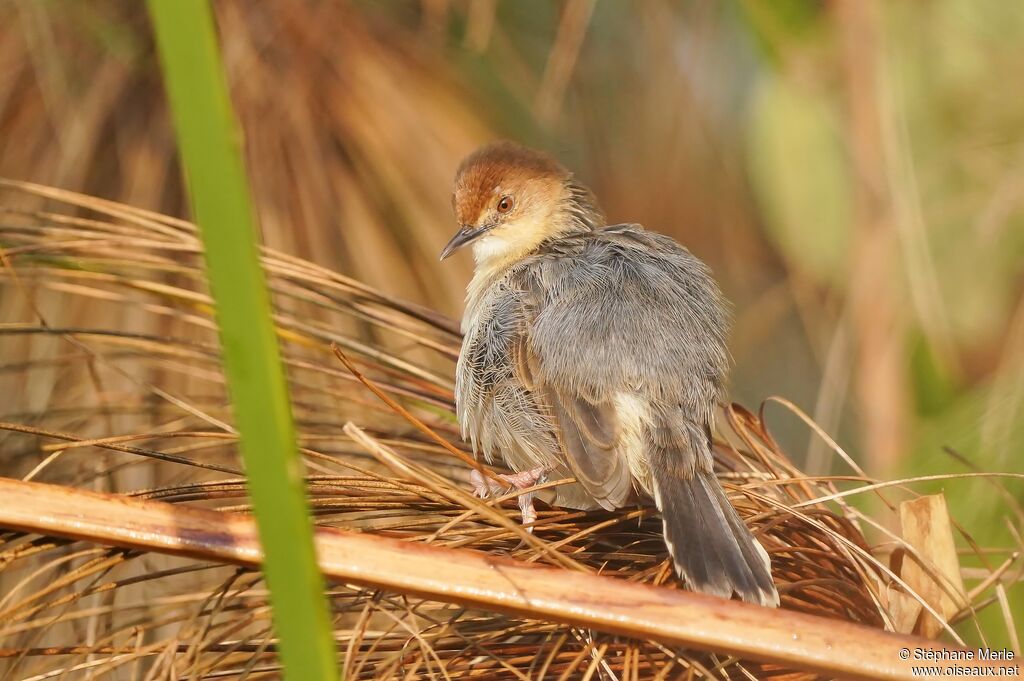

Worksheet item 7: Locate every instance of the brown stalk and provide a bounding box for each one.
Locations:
[331,342,495,483]
[833,0,909,476]
[0,476,971,681]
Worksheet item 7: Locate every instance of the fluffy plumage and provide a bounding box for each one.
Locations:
[444,142,779,607]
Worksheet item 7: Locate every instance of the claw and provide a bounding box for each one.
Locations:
[470,468,501,497]
[468,466,547,530]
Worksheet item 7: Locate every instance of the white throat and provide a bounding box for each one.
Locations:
[469,209,567,275]
[471,233,515,268]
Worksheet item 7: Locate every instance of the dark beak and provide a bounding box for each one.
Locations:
[440,224,489,261]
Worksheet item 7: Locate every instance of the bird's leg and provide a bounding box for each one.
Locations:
[470,466,547,529]
[516,489,538,527]
[469,466,545,496]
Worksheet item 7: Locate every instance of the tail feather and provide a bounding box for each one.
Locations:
[652,464,779,607]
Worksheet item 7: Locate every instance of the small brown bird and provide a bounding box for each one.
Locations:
[441,142,778,607]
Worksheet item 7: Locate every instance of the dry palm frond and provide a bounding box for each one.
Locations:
[0,181,1020,679]
[0,473,972,681]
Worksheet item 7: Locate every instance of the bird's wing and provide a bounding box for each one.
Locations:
[524,225,731,508]
[455,271,566,481]
[541,383,633,510]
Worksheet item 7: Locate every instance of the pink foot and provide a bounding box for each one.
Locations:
[470,466,546,529]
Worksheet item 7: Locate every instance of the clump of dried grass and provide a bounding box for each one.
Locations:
[0,181,1020,679]
[0,1,491,317]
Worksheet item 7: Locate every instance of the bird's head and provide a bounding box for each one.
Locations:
[440,142,601,268]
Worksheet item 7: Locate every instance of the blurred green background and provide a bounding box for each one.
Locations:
[1,0,1022,636]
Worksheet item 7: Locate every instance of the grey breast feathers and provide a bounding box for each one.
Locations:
[455,223,731,510]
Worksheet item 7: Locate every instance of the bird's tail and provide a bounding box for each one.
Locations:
[649,439,779,607]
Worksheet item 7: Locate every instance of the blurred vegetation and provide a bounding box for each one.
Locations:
[1,0,1021,648]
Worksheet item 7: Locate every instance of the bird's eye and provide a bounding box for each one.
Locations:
[496,196,514,214]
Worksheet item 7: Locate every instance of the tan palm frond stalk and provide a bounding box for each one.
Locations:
[1,181,1020,679]
[0,475,970,681]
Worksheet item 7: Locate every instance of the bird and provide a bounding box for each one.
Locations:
[439,141,779,607]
